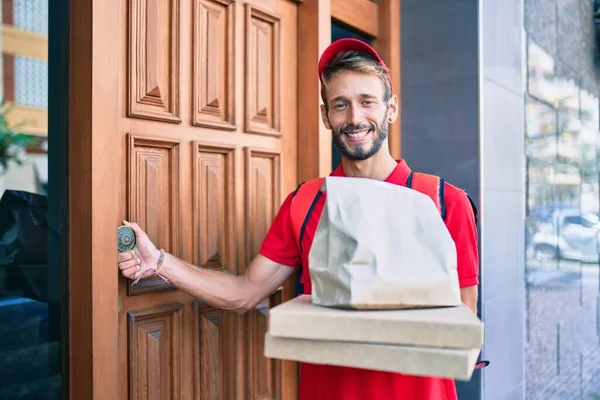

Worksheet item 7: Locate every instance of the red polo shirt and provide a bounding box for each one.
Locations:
[259,159,479,400]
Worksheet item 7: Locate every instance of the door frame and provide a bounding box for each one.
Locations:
[48,1,71,399]
[67,0,401,398]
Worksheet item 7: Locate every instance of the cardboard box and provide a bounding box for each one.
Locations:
[264,333,480,381]
[268,295,483,349]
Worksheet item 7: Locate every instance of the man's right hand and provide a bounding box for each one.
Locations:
[116,220,297,313]
[117,220,160,281]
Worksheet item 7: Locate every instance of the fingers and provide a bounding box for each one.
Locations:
[121,266,139,280]
[133,268,155,281]
[118,257,141,271]
[121,264,153,281]
[118,249,141,280]
[123,220,144,236]
[117,250,137,263]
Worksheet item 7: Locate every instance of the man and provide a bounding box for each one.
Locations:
[118,38,479,400]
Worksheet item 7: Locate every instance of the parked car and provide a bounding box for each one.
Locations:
[528,209,600,263]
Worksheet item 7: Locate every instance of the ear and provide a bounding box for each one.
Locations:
[320,104,332,129]
[386,94,399,124]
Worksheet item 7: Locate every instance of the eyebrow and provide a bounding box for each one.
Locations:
[330,94,378,104]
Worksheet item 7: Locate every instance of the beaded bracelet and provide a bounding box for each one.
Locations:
[154,249,169,283]
[131,249,169,285]
[156,249,165,272]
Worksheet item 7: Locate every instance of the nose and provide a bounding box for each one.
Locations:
[348,104,363,126]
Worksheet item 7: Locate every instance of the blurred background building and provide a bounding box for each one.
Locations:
[402,0,600,399]
[0,1,56,399]
[0,0,599,399]
[0,0,48,198]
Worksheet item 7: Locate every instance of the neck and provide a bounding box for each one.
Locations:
[341,148,397,181]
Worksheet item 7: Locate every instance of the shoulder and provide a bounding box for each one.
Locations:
[442,181,471,202]
[442,181,478,224]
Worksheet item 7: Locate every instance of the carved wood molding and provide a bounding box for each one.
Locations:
[244,4,281,136]
[244,147,281,268]
[128,303,183,399]
[126,134,181,295]
[193,301,235,399]
[193,0,236,130]
[192,141,236,274]
[248,289,283,398]
[128,0,181,123]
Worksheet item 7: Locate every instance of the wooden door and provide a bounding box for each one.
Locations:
[67,1,400,398]
[114,0,298,398]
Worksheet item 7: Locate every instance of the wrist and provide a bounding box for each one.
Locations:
[155,249,170,280]
[153,248,161,264]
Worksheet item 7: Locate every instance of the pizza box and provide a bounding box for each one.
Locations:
[267,295,483,349]
[264,333,480,381]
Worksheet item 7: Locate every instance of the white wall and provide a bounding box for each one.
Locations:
[480,0,526,399]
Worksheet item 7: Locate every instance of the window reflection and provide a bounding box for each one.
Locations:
[0,1,62,399]
[525,36,600,399]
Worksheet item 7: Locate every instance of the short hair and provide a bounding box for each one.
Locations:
[320,50,391,108]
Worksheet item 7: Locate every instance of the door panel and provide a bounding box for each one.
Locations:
[245,148,282,399]
[245,148,280,265]
[127,135,182,295]
[192,142,236,272]
[117,0,299,399]
[193,0,236,130]
[128,303,184,399]
[245,5,281,136]
[128,0,181,123]
[194,301,235,400]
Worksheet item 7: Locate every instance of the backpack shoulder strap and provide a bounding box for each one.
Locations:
[406,171,446,219]
[290,177,325,251]
[290,177,325,296]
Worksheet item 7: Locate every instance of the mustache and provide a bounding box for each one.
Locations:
[337,123,376,134]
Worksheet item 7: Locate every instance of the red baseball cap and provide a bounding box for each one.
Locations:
[318,38,391,84]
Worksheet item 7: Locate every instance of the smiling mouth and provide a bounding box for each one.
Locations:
[344,129,373,142]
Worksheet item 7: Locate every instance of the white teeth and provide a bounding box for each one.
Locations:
[346,130,370,138]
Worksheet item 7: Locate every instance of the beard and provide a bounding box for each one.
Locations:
[332,111,389,161]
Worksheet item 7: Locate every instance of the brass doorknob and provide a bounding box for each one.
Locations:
[117,225,137,253]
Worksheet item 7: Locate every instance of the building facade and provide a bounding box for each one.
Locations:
[402,0,600,399]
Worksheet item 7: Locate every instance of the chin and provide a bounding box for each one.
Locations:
[344,147,376,161]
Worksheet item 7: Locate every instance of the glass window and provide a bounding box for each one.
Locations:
[0,1,65,398]
[524,35,600,399]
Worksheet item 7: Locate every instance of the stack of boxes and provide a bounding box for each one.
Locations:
[265,295,484,381]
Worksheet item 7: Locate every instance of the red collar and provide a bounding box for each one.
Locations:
[330,159,412,186]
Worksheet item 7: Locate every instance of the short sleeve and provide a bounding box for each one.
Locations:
[443,184,480,288]
[258,192,302,268]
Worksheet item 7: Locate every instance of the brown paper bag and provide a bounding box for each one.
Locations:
[308,176,461,309]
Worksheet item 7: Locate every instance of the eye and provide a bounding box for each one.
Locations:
[363,100,375,106]
[333,103,347,110]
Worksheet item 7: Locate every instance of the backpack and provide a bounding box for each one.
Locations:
[289,172,449,295]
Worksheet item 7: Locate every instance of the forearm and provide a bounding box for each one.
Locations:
[159,252,251,313]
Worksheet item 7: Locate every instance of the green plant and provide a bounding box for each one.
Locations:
[0,99,40,176]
